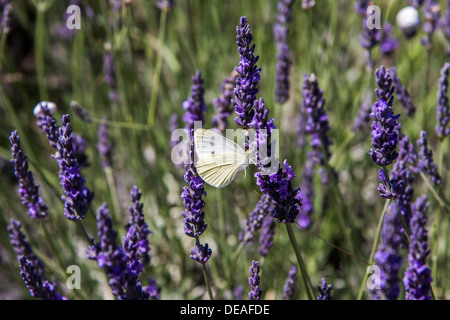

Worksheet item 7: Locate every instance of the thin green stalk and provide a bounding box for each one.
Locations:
[357,199,390,300]
[217,189,232,285]
[35,3,48,101]
[419,171,449,210]
[104,165,122,231]
[201,262,214,300]
[147,7,168,126]
[285,223,314,300]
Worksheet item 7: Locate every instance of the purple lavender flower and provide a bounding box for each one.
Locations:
[18,256,67,300]
[436,62,450,140]
[97,121,113,168]
[416,131,441,186]
[403,195,433,300]
[421,0,441,49]
[301,0,315,10]
[239,194,272,245]
[91,203,150,300]
[252,98,276,166]
[379,23,399,56]
[36,103,60,149]
[369,67,400,167]
[57,115,94,221]
[7,219,45,278]
[360,14,381,70]
[72,133,90,168]
[409,0,425,8]
[212,71,238,132]
[258,215,276,256]
[248,260,262,300]
[371,203,403,300]
[103,51,119,102]
[273,0,295,104]
[442,1,450,54]
[255,160,302,224]
[354,0,371,16]
[70,101,93,123]
[302,73,332,164]
[352,93,372,132]
[317,278,332,300]
[9,131,48,219]
[157,0,174,10]
[190,243,212,264]
[297,151,316,228]
[122,186,151,276]
[1,2,12,34]
[233,16,261,129]
[377,168,403,200]
[391,67,416,117]
[282,266,297,299]
[183,70,207,130]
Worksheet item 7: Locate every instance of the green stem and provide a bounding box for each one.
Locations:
[104,166,122,231]
[357,199,390,300]
[285,223,314,300]
[202,262,214,300]
[419,171,450,210]
[147,7,168,126]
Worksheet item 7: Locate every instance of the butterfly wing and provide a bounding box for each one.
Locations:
[196,153,247,188]
[194,129,245,159]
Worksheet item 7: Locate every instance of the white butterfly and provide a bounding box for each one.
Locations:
[194,129,249,188]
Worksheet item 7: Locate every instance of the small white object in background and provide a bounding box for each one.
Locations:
[33,101,57,116]
[396,6,421,38]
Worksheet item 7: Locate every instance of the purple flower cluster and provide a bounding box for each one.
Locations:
[377,168,403,200]
[1,1,12,34]
[183,70,207,130]
[409,0,425,8]
[233,16,261,129]
[8,219,66,300]
[56,115,94,221]
[36,103,60,149]
[239,194,272,245]
[273,0,295,104]
[258,215,276,256]
[316,278,332,300]
[421,0,440,49]
[436,62,450,140]
[212,71,238,132]
[371,203,403,300]
[297,152,316,228]
[103,51,119,102]
[248,260,262,300]
[391,67,416,117]
[370,66,400,167]
[416,131,441,186]
[403,196,433,300]
[379,23,399,56]
[97,121,113,168]
[88,203,154,300]
[281,266,297,299]
[9,131,48,219]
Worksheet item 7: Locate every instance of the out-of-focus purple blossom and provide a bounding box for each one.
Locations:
[190,243,212,264]
[442,1,450,53]
[421,0,441,49]
[18,256,67,300]
[7,219,45,278]
[377,168,403,200]
[258,215,276,256]
[379,23,399,56]
[416,131,441,186]
[157,0,174,10]
[91,203,150,300]
[36,103,60,150]
[9,131,48,219]
[103,51,119,102]
[352,93,373,132]
[122,186,151,276]
[403,195,433,300]
[354,0,371,16]
[248,260,262,300]
[72,133,90,168]
[360,15,381,70]
[239,194,272,245]
[182,70,207,130]
[255,160,302,224]
[409,0,425,8]
[371,203,403,300]
[97,121,113,168]
[57,115,94,221]
[282,266,297,299]
[252,98,276,167]
[1,2,12,34]
[301,0,315,10]
[212,71,238,132]
[370,66,400,167]
[436,62,450,140]
[297,151,316,228]
[391,68,416,117]
[233,16,261,129]
[273,0,295,104]
[317,278,332,300]
[70,101,93,123]
[110,0,122,12]
[302,73,332,165]
[234,285,244,300]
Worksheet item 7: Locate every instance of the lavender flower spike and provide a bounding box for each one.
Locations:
[97,120,113,168]
[233,16,261,129]
[417,131,441,186]
[248,260,262,300]
[183,70,207,130]
[258,214,276,256]
[317,278,332,300]
[391,67,416,117]
[403,196,433,300]
[436,62,450,140]
[36,103,60,149]
[421,0,440,49]
[9,131,48,219]
[212,71,238,132]
[57,115,94,221]
[370,66,400,167]
[282,266,298,299]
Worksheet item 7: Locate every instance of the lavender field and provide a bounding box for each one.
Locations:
[0,0,449,301]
